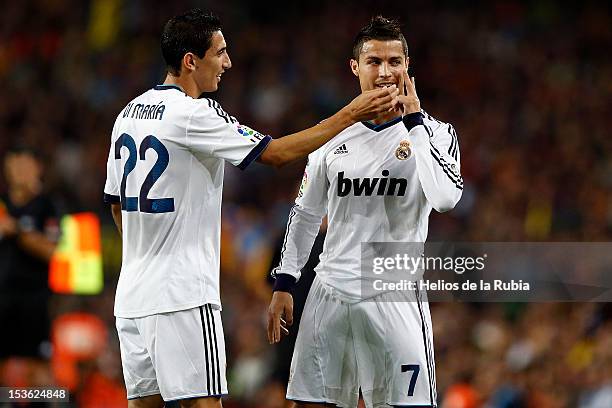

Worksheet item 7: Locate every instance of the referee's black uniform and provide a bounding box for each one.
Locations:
[0,192,58,359]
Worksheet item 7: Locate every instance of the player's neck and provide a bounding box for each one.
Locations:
[162,73,199,99]
[370,111,402,126]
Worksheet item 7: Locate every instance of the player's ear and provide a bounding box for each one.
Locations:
[350,59,359,78]
[183,53,197,73]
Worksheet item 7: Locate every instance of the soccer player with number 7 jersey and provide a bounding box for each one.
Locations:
[268,16,463,408]
[103,9,398,408]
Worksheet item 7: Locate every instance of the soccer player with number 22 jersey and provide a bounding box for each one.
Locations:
[103,9,398,408]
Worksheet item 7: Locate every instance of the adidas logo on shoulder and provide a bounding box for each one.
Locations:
[333,144,349,155]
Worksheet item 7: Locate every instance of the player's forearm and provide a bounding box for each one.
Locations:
[259,108,355,167]
[414,156,463,212]
[272,205,324,291]
[404,114,463,212]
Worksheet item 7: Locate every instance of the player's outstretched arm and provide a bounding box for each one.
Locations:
[258,86,398,168]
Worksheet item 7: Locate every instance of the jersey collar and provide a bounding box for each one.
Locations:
[153,84,185,93]
[361,116,403,132]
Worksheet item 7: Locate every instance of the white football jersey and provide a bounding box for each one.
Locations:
[272,112,462,302]
[104,85,271,318]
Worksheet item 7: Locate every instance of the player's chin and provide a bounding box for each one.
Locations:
[203,82,219,93]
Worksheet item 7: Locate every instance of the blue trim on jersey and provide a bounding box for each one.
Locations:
[153,84,184,92]
[402,112,425,132]
[237,135,272,170]
[103,193,120,204]
[273,273,297,292]
[361,116,403,132]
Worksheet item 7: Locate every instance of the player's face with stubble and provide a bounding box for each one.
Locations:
[351,40,408,94]
[195,31,232,92]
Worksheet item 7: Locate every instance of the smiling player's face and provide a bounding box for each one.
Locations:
[194,31,232,92]
[351,39,408,94]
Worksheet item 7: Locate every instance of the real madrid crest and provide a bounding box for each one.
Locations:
[395,140,411,160]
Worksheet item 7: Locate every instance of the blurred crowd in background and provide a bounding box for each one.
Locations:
[0,0,611,407]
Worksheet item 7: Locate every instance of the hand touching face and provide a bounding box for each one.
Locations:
[350,39,408,94]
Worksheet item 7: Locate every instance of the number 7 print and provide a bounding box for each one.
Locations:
[401,364,420,397]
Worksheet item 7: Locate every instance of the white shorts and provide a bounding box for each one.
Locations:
[116,305,227,401]
[287,277,437,408]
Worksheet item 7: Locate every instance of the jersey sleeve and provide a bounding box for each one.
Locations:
[271,149,329,291]
[187,99,271,170]
[103,123,120,204]
[404,112,463,212]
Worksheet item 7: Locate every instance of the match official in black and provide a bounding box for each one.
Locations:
[0,146,59,382]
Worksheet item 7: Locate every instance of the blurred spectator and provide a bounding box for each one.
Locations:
[442,383,480,408]
[0,145,59,386]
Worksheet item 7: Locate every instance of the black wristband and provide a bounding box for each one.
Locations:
[402,112,424,132]
[273,274,297,293]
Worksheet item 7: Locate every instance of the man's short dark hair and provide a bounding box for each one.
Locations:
[352,16,408,60]
[161,9,222,75]
[6,144,42,161]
